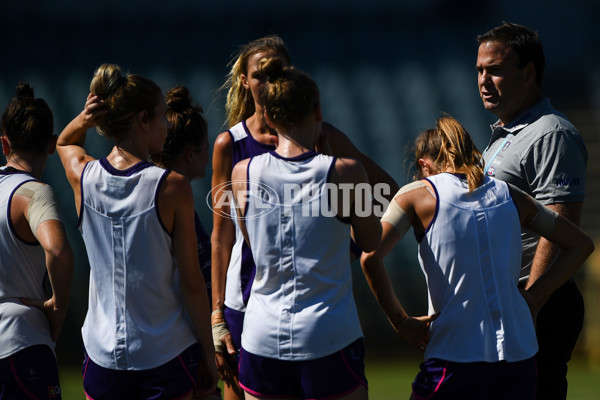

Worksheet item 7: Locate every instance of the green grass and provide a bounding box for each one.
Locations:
[364,358,600,400]
[58,358,600,399]
[365,359,419,399]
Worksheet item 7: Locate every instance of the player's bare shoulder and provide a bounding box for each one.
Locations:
[213,130,233,156]
[332,156,367,185]
[161,169,193,203]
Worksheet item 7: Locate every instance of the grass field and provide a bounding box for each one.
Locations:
[58,358,600,399]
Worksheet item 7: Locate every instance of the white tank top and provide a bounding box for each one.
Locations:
[419,173,538,362]
[79,159,196,370]
[241,151,363,360]
[224,121,275,312]
[0,167,54,358]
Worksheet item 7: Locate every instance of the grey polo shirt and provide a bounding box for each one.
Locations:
[482,98,587,281]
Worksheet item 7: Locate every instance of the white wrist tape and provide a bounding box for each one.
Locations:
[211,322,230,353]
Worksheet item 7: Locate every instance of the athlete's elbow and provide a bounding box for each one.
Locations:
[583,235,595,260]
[357,223,382,253]
[46,245,74,272]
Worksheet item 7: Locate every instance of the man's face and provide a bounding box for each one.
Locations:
[476,40,533,126]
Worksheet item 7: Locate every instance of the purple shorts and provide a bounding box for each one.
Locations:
[223,307,244,369]
[239,338,367,399]
[82,343,200,400]
[412,357,536,400]
[0,344,62,400]
[223,307,244,351]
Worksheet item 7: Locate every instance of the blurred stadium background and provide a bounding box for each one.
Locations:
[1,0,599,397]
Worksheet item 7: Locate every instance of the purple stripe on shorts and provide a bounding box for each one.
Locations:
[411,360,448,400]
[238,381,296,399]
[82,355,94,400]
[9,356,42,400]
[239,339,367,399]
[339,349,368,387]
[82,354,90,381]
[434,365,447,394]
[178,354,197,387]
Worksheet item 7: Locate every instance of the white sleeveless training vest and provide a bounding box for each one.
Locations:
[0,167,54,358]
[79,159,196,370]
[419,173,538,363]
[224,120,275,312]
[241,151,363,361]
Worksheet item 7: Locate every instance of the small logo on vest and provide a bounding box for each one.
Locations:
[207,180,280,220]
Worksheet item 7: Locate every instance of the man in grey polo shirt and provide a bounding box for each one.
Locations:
[476,22,588,400]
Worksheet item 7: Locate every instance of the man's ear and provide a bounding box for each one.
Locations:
[525,61,537,84]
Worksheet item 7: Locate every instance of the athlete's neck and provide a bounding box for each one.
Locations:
[105,144,147,170]
[246,112,277,145]
[5,155,46,179]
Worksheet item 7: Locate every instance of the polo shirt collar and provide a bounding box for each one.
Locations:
[490,98,552,134]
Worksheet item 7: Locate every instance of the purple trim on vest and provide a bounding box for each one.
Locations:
[242,119,251,135]
[449,173,467,180]
[241,156,255,305]
[0,166,27,175]
[7,178,39,246]
[268,150,319,162]
[415,178,440,242]
[154,169,172,236]
[244,158,253,219]
[77,161,92,230]
[229,120,276,166]
[325,156,351,224]
[228,122,275,306]
[99,158,153,176]
[240,243,255,305]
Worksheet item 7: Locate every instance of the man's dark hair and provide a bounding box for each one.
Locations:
[477,21,545,88]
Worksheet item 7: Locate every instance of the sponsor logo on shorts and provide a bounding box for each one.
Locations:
[48,385,61,398]
[206,181,391,220]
